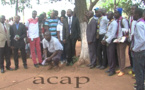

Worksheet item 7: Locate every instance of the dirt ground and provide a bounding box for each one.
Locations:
[0,41,135,90]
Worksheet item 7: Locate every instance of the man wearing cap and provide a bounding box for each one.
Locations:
[95,9,108,70]
[114,8,129,76]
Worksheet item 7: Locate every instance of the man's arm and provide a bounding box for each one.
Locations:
[47,50,59,61]
[10,25,14,47]
[63,19,66,43]
[19,24,27,40]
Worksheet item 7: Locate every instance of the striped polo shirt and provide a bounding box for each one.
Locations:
[45,18,59,38]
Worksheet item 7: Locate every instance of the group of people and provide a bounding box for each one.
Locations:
[0,9,80,72]
[0,4,145,90]
[86,5,145,90]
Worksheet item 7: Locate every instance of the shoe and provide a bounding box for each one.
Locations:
[90,65,95,69]
[66,63,70,66]
[38,63,43,66]
[24,65,28,69]
[116,70,120,73]
[118,72,124,77]
[1,69,4,73]
[96,65,101,68]
[108,71,116,76]
[34,64,39,68]
[15,67,19,70]
[134,86,136,90]
[6,67,13,71]
[100,66,106,70]
[105,70,110,73]
[87,64,91,67]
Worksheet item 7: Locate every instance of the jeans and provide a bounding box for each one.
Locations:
[133,50,145,90]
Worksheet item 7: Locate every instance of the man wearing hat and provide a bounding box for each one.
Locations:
[114,8,129,76]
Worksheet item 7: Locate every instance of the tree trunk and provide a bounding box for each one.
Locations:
[15,0,18,15]
[75,0,89,65]
[114,0,116,12]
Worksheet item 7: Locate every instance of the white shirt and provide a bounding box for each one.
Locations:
[105,20,118,44]
[57,22,63,41]
[129,20,136,41]
[25,18,39,39]
[99,16,109,35]
[68,16,73,34]
[42,36,63,53]
[116,18,129,38]
[132,19,145,52]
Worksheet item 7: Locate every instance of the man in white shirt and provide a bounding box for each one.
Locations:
[131,8,145,90]
[43,31,63,69]
[114,8,129,76]
[128,5,138,74]
[25,10,42,68]
[96,9,108,69]
[102,11,118,76]
[57,16,66,64]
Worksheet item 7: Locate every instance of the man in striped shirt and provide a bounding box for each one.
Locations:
[45,11,59,38]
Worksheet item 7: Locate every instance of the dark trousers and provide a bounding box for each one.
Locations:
[133,50,145,90]
[66,36,77,63]
[88,42,97,66]
[14,47,27,67]
[60,41,66,61]
[0,42,11,69]
[47,51,62,66]
[97,34,107,67]
[107,41,116,72]
[129,45,133,67]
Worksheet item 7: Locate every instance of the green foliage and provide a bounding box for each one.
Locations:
[1,0,32,12]
[96,0,141,16]
[47,10,53,18]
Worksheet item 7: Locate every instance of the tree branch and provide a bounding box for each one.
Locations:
[90,0,92,3]
[117,0,120,6]
[89,0,99,11]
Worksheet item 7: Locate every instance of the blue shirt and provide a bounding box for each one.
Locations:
[15,23,19,30]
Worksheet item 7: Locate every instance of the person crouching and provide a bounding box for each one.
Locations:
[42,31,63,70]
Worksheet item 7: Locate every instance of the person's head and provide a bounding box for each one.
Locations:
[0,15,5,23]
[61,10,66,17]
[60,16,64,23]
[133,8,143,20]
[88,11,94,19]
[95,9,102,17]
[32,10,37,19]
[101,8,107,16]
[44,31,51,42]
[54,10,58,17]
[114,8,123,19]
[50,11,55,19]
[42,12,46,18]
[107,11,114,20]
[38,14,45,23]
[131,5,138,15]
[14,15,20,23]
[67,9,73,17]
